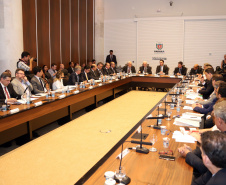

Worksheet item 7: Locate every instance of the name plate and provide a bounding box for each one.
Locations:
[116,148,130,159]
[109,81,112,83]
[89,86,93,89]
[10,108,19,114]
[58,94,66,99]
[34,101,43,107]
[73,90,79,94]
[98,83,103,86]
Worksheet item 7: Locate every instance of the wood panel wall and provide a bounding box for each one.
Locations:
[22,0,94,69]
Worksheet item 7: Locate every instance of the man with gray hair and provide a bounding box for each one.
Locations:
[122,61,136,74]
[68,66,82,85]
[139,61,152,74]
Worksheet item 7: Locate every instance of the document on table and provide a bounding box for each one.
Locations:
[172,131,197,143]
[173,118,200,127]
[183,106,193,110]
[185,100,195,104]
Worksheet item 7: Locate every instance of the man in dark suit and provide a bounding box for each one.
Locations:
[191,131,226,185]
[139,61,152,74]
[156,60,169,75]
[190,64,203,76]
[109,62,117,74]
[198,68,214,99]
[174,61,187,76]
[67,61,75,74]
[106,50,117,65]
[68,66,82,85]
[89,64,99,80]
[96,62,104,78]
[80,65,91,82]
[0,72,21,104]
[122,61,136,74]
[31,66,49,94]
[103,63,112,76]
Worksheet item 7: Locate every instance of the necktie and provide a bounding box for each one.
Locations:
[144,67,147,73]
[39,78,44,90]
[110,55,112,61]
[161,66,163,72]
[4,87,10,99]
[179,68,181,74]
[112,68,115,73]
[77,74,79,82]
[85,73,88,80]
[128,68,130,73]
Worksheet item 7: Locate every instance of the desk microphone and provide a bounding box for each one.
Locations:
[24,86,29,94]
[131,123,152,154]
[115,143,131,184]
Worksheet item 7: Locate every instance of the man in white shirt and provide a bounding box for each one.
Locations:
[0,72,20,104]
[48,63,57,79]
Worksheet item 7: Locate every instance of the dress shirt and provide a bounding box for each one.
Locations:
[0,82,10,99]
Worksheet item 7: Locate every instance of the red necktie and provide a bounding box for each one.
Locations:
[4,87,10,99]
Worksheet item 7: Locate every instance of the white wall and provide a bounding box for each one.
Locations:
[104,0,226,20]
[0,0,23,75]
[102,0,226,73]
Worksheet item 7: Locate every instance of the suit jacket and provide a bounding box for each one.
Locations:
[0,83,21,103]
[190,67,203,76]
[11,78,33,95]
[89,69,99,80]
[122,65,136,73]
[30,76,46,94]
[192,168,226,185]
[106,55,117,65]
[109,67,118,74]
[198,79,214,99]
[67,67,74,74]
[96,68,104,78]
[186,147,208,178]
[173,66,187,75]
[80,72,91,81]
[68,72,82,85]
[156,65,169,75]
[103,68,112,76]
[193,97,217,115]
[139,66,152,74]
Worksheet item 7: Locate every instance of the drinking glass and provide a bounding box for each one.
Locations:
[166,109,172,121]
[149,134,157,152]
[115,168,126,185]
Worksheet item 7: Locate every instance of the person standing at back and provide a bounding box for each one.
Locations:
[106,50,117,66]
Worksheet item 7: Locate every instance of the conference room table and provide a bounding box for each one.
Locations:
[0,74,199,185]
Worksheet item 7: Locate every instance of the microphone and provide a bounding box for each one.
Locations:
[132,122,150,154]
[162,101,177,117]
[131,140,153,145]
[24,86,29,94]
[115,143,131,184]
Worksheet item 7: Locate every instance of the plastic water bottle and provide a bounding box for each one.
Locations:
[176,102,180,112]
[103,76,106,83]
[80,82,83,89]
[67,86,70,94]
[92,80,95,86]
[26,93,30,105]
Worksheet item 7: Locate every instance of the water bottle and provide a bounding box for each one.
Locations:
[92,80,95,86]
[26,93,30,105]
[176,102,180,112]
[67,86,70,94]
[103,76,106,83]
[62,88,65,94]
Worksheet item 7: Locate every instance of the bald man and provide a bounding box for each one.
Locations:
[122,61,136,74]
[139,61,152,74]
[190,64,203,76]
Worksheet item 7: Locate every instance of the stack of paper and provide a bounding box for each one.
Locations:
[172,131,197,143]
[173,118,200,127]
[183,106,193,110]
[181,112,204,122]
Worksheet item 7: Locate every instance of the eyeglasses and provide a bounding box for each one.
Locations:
[159,150,173,155]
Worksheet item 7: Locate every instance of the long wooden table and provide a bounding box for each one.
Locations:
[84,93,195,185]
[0,75,181,145]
